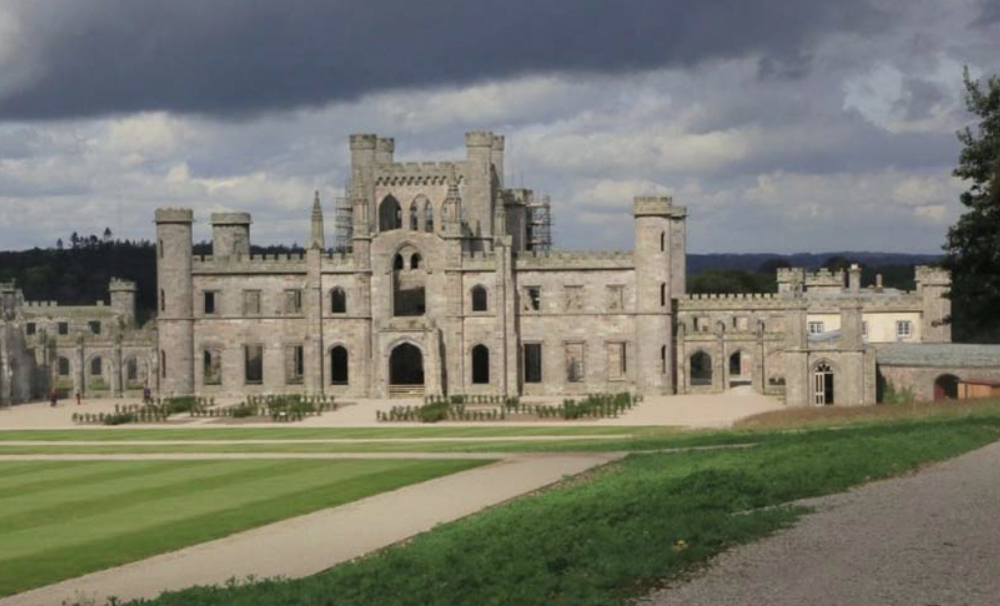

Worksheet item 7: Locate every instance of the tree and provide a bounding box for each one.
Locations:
[943,68,1000,343]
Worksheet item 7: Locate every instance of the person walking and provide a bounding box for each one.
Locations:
[75,391,81,406]
[49,388,58,407]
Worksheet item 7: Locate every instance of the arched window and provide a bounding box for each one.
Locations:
[471,285,488,312]
[472,344,490,384]
[729,351,743,376]
[393,254,404,271]
[411,253,422,270]
[424,200,434,232]
[409,201,419,230]
[90,357,102,376]
[126,357,138,382]
[813,361,834,405]
[330,287,346,314]
[331,346,349,385]
[379,196,402,232]
[690,351,712,386]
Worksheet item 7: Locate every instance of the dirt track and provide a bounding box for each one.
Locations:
[645,440,1000,606]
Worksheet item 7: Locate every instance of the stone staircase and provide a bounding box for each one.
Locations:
[389,384,425,399]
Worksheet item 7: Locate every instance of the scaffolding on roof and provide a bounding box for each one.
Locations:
[333,192,352,253]
[525,194,553,253]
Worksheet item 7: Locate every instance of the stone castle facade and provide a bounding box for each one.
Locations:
[3,131,990,408]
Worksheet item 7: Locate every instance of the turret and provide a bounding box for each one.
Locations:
[491,135,505,189]
[349,134,378,234]
[442,171,463,236]
[632,195,686,394]
[915,265,951,342]
[155,208,194,396]
[309,191,325,250]
[464,131,496,239]
[109,278,137,327]
[210,212,251,258]
[375,137,395,165]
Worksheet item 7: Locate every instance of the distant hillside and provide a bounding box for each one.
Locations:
[687,252,941,275]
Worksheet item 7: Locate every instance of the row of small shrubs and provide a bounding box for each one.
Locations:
[72,396,215,425]
[192,394,339,422]
[72,410,166,425]
[380,392,639,423]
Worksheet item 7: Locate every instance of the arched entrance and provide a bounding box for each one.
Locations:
[813,361,834,405]
[330,346,349,385]
[472,345,490,384]
[728,350,750,387]
[389,343,424,386]
[934,374,959,400]
[690,351,712,386]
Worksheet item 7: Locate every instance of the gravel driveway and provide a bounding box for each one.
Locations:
[644,440,1000,606]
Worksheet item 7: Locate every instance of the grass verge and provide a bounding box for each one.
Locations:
[106,412,1000,606]
[0,458,489,598]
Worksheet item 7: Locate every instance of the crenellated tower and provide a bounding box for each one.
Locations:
[155,208,195,396]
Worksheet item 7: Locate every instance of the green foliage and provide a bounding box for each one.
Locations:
[880,381,915,405]
[110,416,1000,606]
[687,269,774,294]
[943,68,1000,343]
[102,413,137,426]
[163,397,198,415]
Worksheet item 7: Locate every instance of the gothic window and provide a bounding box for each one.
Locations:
[424,200,434,232]
[409,201,419,230]
[379,196,402,232]
[393,254,404,271]
[411,253,422,270]
[58,357,70,376]
[690,351,712,386]
[472,345,490,384]
[330,287,347,314]
[330,346,349,385]
[203,349,222,385]
[523,286,541,312]
[126,357,138,382]
[471,285,488,312]
[90,357,102,376]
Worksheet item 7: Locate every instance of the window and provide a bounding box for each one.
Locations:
[26,322,35,335]
[161,350,167,378]
[660,231,665,252]
[808,321,825,335]
[661,345,668,375]
[285,345,304,384]
[88,321,101,335]
[203,291,216,315]
[471,285,488,312]
[896,320,912,338]
[393,254,404,271]
[606,342,627,380]
[90,357,102,376]
[243,290,261,316]
[862,321,868,340]
[244,345,263,384]
[379,196,402,231]
[424,201,434,232]
[565,342,585,383]
[58,357,70,376]
[472,345,490,384]
[411,253,422,270]
[607,285,624,311]
[564,286,584,311]
[524,286,541,312]
[524,343,542,383]
[203,350,221,385]
[126,358,138,382]
[409,201,419,230]
[330,346,349,385]
[694,317,709,333]
[159,239,164,258]
[330,287,347,314]
[660,283,666,307]
[160,289,165,312]
[58,322,69,336]
[690,351,712,386]
[284,289,303,315]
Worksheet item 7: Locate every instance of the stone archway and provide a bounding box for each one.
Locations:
[690,351,712,386]
[379,196,402,232]
[934,374,959,400]
[389,342,424,386]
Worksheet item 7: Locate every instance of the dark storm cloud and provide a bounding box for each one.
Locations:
[0,0,887,120]
[980,0,1000,23]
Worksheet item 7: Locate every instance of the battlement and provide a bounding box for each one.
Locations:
[192,253,308,274]
[210,212,252,226]
[321,251,356,270]
[154,208,194,224]
[678,292,788,311]
[376,137,395,153]
[915,265,950,286]
[465,131,495,148]
[349,133,378,150]
[108,278,136,292]
[24,300,58,308]
[514,250,634,270]
[633,196,685,218]
[375,162,463,187]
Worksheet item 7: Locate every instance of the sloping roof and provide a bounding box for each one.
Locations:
[875,343,1000,368]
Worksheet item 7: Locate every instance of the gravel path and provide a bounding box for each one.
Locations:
[1,452,620,606]
[644,440,1000,606]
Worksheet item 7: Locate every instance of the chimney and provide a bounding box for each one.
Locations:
[848,264,861,293]
[875,274,883,292]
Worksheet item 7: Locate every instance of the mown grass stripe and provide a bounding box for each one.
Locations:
[0,458,487,598]
[0,460,221,500]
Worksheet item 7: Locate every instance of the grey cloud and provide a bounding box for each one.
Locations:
[0,0,887,120]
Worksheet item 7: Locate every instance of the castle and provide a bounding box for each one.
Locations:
[3,131,999,407]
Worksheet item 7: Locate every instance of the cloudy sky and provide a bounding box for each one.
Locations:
[0,0,997,253]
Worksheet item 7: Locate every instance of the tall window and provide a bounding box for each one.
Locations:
[58,322,69,336]
[524,286,541,312]
[26,322,35,335]
[284,289,303,315]
[160,289,165,312]
[203,350,222,385]
[606,342,627,380]
[607,285,624,311]
[424,201,434,232]
[409,201,419,230]
[330,346,349,385]
[524,343,542,383]
[126,358,138,382]
[90,357,102,376]
[411,253,422,269]
[660,283,666,307]
[660,231,665,252]
[471,285,488,312]
[565,342,585,383]
[661,345,667,375]
[58,357,71,376]
[379,196,402,231]
[285,345,304,384]
[203,291,216,315]
[472,345,490,384]
[161,350,167,378]
[564,286,583,311]
[244,345,263,384]
[330,287,347,314]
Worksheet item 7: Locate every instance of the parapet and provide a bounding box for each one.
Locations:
[513,249,634,270]
[349,134,378,150]
[491,135,505,151]
[109,278,136,292]
[154,208,194,224]
[465,131,495,148]
[915,265,950,286]
[376,137,395,153]
[210,212,252,226]
[633,196,685,218]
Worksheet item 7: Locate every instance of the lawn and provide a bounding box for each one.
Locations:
[0,457,489,598]
[111,410,1000,606]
